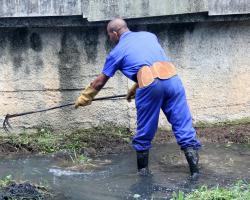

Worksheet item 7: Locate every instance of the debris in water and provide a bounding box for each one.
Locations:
[49,168,91,176]
[0,182,51,200]
[133,193,141,198]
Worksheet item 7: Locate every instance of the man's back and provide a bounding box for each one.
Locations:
[103,31,170,81]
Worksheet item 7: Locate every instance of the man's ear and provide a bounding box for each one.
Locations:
[113,31,118,37]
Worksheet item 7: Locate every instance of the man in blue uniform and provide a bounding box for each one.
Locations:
[75,18,201,179]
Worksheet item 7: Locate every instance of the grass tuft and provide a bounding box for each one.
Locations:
[171,180,250,200]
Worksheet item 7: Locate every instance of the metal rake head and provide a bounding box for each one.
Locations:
[3,114,12,132]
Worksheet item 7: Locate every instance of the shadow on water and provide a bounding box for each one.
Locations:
[0,143,250,199]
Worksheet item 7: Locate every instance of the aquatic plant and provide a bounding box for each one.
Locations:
[0,175,13,188]
[171,190,185,200]
[171,180,250,200]
[69,148,90,164]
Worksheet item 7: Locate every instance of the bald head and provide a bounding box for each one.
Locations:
[107,18,129,34]
[106,18,129,43]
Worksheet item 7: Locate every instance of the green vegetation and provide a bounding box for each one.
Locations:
[0,175,14,188]
[195,117,250,128]
[0,125,132,155]
[7,128,62,153]
[69,148,91,164]
[171,180,250,200]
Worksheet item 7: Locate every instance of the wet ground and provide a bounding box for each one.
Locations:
[0,182,51,200]
[0,143,249,200]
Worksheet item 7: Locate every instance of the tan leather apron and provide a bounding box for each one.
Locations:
[137,61,177,88]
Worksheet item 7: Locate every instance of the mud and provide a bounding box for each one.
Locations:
[155,123,250,144]
[0,123,249,199]
[0,123,249,155]
[0,141,34,153]
[0,182,51,200]
[196,123,250,143]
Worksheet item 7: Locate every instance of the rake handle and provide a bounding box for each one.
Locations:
[5,94,127,119]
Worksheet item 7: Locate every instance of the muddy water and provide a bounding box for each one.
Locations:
[0,143,250,200]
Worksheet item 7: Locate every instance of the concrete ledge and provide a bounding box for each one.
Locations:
[209,0,250,16]
[0,13,250,27]
[0,0,249,24]
[87,0,208,21]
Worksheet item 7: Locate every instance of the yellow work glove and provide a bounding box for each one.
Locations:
[75,85,99,109]
[126,83,138,102]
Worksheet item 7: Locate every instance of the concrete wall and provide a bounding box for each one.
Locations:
[0,20,250,132]
[209,0,250,15]
[87,0,208,21]
[0,27,129,131]
[0,0,249,21]
[0,0,82,17]
[0,0,208,19]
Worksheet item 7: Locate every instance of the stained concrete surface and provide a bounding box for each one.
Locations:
[0,20,250,131]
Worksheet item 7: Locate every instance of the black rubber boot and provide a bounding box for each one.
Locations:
[136,150,151,176]
[184,147,199,181]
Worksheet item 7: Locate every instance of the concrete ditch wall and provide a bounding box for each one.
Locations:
[0,20,250,132]
[0,27,130,131]
[209,0,250,15]
[0,0,208,19]
[1,0,249,21]
[0,0,82,17]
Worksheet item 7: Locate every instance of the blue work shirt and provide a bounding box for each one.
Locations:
[102,31,170,82]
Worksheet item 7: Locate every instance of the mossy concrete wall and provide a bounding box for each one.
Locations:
[0,27,129,132]
[0,20,250,132]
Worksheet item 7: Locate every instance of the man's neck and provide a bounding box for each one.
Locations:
[118,28,130,37]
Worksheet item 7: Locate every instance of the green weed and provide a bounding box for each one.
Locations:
[1,125,131,155]
[0,175,14,188]
[69,149,90,164]
[195,117,250,128]
[171,180,250,200]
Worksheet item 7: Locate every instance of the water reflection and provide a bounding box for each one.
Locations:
[129,175,177,199]
[0,143,249,200]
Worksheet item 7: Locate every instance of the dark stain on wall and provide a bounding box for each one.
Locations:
[9,28,29,69]
[146,23,196,51]
[166,23,196,50]
[29,30,44,71]
[0,32,7,47]
[0,31,7,59]
[146,24,166,43]
[105,35,115,54]
[35,58,43,66]
[58,30,81,89]
[30,32,42,52]
[34,58,44,71]
[10,28,29,51]
[82,27,99,64]
[12,55,25,70]
[129,25,143,32]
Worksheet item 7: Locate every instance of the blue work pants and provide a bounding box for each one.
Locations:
[133,75,201,151]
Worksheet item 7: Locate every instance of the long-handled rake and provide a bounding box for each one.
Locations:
[3,94,127,132]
